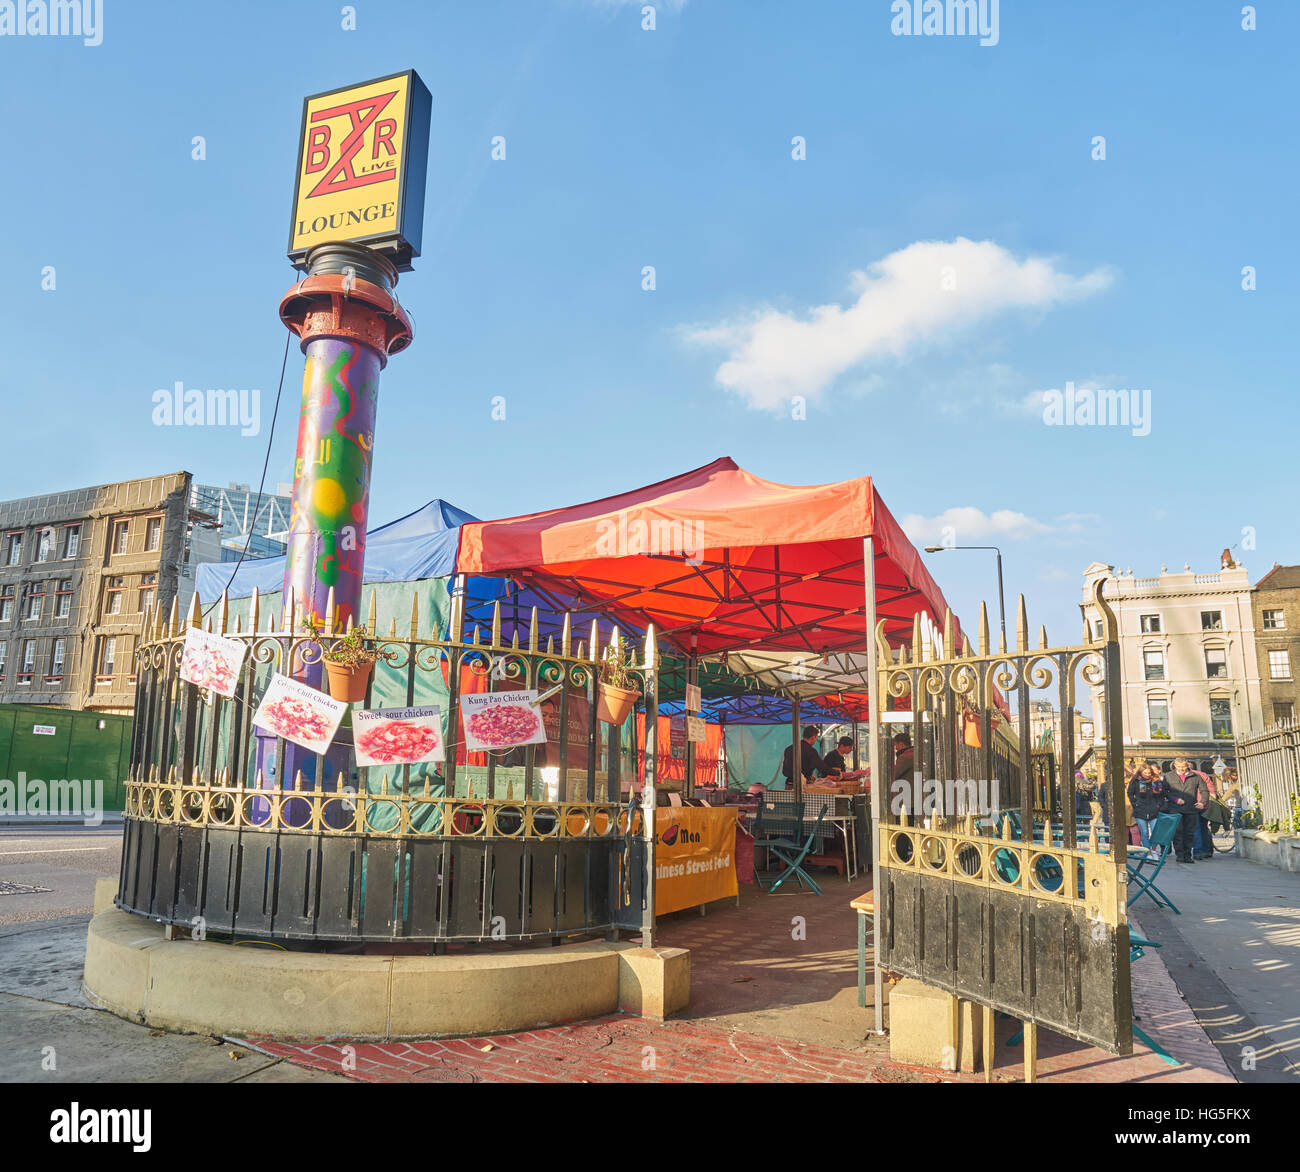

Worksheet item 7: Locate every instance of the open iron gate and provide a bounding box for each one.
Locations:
[873,580,1132,1053]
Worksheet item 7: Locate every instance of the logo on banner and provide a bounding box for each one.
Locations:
[288,70,432,267]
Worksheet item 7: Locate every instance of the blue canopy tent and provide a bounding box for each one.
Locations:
[193,498,632,647]
[194,499,480,602]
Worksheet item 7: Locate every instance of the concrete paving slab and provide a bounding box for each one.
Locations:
[0,991,345,1083]
[0,914,97,1007]
[1130,834,1300,1080]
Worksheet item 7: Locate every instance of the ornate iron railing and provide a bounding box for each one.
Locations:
[1235,718,1300,831]
[117,587,653,945]
[872,579,1131,1057]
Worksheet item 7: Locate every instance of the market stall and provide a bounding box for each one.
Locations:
[454,457,966,953]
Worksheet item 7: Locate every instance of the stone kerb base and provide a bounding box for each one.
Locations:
[887,978,984,1073]
[1237,829,1300,873]
[85,879,689,1040]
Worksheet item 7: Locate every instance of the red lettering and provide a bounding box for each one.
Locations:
[306,90,400,198]
[372,119,397,159]
[306,126,331,172]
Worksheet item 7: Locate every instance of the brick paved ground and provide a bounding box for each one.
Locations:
[255,871,1234,1084]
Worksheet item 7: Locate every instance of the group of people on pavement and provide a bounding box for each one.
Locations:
[1124,757,1231,863]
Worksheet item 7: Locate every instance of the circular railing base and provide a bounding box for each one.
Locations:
[83,908,689,1041]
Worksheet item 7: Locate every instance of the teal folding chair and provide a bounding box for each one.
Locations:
[758,805,829,895]
[1126,812,1181,914]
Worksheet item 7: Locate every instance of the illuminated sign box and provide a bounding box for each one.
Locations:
[288,69,431,271]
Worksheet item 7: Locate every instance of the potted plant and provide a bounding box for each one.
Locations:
[596,634,641,725]
[315,623,390,702]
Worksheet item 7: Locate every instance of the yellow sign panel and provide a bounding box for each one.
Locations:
[288,70,431,268]
[654,807,738,915]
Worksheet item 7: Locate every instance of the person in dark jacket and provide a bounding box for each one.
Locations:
[1074,771,1096,823]
[781,726,824,787]
[1163,757,1210,863]
[891,731,915,782]
[1127,763,1166,847]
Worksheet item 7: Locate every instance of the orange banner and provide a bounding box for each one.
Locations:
[654,807,738,914]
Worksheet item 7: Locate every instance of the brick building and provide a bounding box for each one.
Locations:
[1080,554,1262,771]
[1251,563,1300,727]
[0,473,196,714]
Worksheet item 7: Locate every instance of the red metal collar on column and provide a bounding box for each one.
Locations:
[279,273,414,366]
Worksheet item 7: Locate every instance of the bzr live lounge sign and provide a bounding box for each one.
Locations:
[287,70,431,270]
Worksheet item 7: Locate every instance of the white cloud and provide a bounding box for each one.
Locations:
[901,507,1054,545]
[1001,374,1123,419]
[902,506,1100,546]
[685,238,1114,411]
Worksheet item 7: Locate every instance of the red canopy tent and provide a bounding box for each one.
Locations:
[456,459,977,1015]
[456,457,960,657]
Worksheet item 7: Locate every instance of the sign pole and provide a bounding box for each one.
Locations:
[262,70,430,803]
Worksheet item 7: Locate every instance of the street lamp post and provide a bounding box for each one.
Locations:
[924,544,1006,649]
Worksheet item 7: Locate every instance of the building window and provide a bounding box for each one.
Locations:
[1201,610,1223,631]
[100,636,117,678]
[36,529,52,562]
[1139,614,1162,634]
[23,582,44,621]
[64,524,81,559]
[1147,697,1170,739]
[1092,619,1104,640]
[1210,698,1233,739]
[0,642,6,678]
[1143,650,1165,680]
[138,572,157,614]
[1269,649,1292,680]
[1263,609,1285,630]
[55,580,72,619]
[49,637,65,679]
[145,516,162,552]
[105,576,125,615]
[0,585,12,623]
[19,639,36,683]
[112,520,129,556]
[1204,648,1227,679]
[1275,701,1295,724]
[5,533,22,566]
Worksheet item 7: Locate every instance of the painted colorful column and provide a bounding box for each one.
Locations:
[280,242,412,646]
[278,244,410,652]
[263,243,413,816]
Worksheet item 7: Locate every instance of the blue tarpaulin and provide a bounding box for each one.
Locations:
[193,499,481,602]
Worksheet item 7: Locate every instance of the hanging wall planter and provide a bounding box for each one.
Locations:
[314,624,389,703]
[596,682,639,726]
[324,658,375,703]
[597,629,641,725]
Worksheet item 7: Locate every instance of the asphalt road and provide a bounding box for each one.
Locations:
[0,824,124,926]
[0,824,346,1083]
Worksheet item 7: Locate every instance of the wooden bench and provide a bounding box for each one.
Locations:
[851,894,874,1008]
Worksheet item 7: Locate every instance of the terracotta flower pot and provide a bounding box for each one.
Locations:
[324,659,374,703]
[596,682,639,725]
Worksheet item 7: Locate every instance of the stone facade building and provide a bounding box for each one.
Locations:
[1251,564,1300,727]
[0,473,194,714]
[1080,555,1263,771]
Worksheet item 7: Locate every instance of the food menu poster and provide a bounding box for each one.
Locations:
[252,673,348,755]
[353,706,445,766]
[179,627,248,698]
[461,691,548,752]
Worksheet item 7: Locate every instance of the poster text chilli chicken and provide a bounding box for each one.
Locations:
[287,70,431,266]
[654,808,738,915]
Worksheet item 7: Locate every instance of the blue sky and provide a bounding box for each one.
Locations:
[2,0,1297,645]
